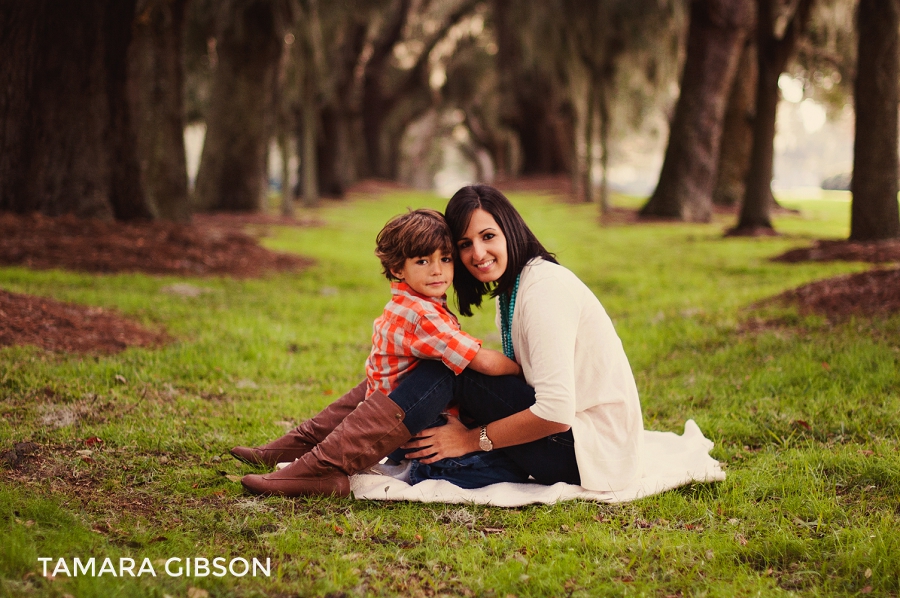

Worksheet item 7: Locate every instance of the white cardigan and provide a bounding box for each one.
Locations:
[497,258,644,491]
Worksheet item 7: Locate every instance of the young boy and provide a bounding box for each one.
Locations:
[366,208,520,399]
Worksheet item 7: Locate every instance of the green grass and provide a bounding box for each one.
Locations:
[1,190,898,597]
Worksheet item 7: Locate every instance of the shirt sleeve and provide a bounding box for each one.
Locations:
[410,311,482,374]
[519,277,579,426]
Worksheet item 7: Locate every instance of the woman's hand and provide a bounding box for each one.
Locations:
[401,416,478,464]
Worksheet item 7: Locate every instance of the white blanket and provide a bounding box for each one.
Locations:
[350,420,724,506]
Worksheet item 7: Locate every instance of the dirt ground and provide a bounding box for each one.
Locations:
[1,201,899,354]
[769,239,900,319]
[773,267,900,319]
[771,238,900,265]
[0,289,169,354]
[0,211,314,277]
[0,211,314,354]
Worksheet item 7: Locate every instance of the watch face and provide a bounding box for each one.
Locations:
[479,427,492,451]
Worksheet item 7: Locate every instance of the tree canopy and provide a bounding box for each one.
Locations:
[0,0,897,240]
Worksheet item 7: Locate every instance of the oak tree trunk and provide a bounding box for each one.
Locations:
[278,130,294,216]
[300,94,319,207]
[735,21,781,230]
[360,0,476,180]
[850,0,900,241]
[194,0,284,212]
[569,59,592,203]
[640,0,752,222]
[713,37,756,207]
[493,0,572,176]
[360,0,411,179]
[733,0,814,234]
[106,0,155,220]
[515,92,573,175]
[595,77,612,213]
[308,19,368,198]
[130,0,191,222]
[315,106,352,197]
[0,0,153,220]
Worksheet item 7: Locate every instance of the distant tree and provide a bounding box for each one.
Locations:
[182,0,216,124]
[717,0,852,208]
[130,0,192,222]
[640,0,754,222]
[284,0,325,208]
[358,0,414,180]
[415,0,683,201]
[194,0,293,212]
[293,0,375,198]
[562,0,628,205]
[730,0,814,235]
[268,0,479,198]
[0,0,154,220]
[438,23,517,182]
[713,37,756,207]
[360,0,480,179]
[850,0,900,241]
[492,0,573,176]
[792,0,855,114]
[562,0,683,207]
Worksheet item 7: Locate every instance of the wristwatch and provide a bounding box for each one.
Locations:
[479,425,494,452]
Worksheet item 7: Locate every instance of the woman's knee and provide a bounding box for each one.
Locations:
[458,369,536,420]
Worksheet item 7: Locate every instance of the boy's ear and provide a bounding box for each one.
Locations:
[390,268,404,280]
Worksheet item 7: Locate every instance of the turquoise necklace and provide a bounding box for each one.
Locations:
[498,274,521,360]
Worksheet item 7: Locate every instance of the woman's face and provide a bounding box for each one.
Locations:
[456,208,508,283]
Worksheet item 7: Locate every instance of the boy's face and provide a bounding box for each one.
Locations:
[391,249,454,298]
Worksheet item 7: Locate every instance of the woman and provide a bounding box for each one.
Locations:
[235,184,644,495]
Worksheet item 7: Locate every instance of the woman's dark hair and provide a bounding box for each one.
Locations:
[445,185,557,316]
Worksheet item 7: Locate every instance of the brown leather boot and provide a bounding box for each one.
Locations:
[230,380,366,467]
[240,390,410,497]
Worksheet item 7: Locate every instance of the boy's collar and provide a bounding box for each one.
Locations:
[391,280,447,305]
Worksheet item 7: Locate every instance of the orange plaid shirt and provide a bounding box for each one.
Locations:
[365,281,482,398]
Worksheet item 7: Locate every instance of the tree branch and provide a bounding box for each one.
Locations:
[389,0,479,104]
[368,0,412,73]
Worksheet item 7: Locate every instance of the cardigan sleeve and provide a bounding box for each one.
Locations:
[517,275,579,426]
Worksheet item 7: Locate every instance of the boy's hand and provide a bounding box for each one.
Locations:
[400,416,479,463]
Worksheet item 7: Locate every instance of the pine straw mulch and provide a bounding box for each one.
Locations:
[0,211,315,277]
[0,288,169,354]
[0,211,317,354]
[771,238,900,265]
[766,239,900,320]
[771,267,900,319]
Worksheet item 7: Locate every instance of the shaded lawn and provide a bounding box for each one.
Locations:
[1,190,898,597]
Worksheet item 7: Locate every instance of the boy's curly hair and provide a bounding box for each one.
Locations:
[375,209,453,281]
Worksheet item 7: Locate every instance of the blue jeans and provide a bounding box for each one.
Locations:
[408,449,531,488]
[388,360,581,487]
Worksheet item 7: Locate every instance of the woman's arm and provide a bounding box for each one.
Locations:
[401,409,569,464]
[466,347,521,377]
